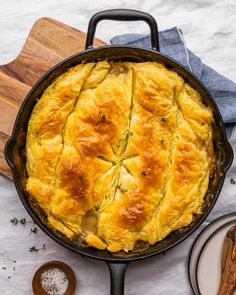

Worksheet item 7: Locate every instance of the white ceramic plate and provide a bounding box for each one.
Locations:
[188,213,236,294]
[197,220,236,295]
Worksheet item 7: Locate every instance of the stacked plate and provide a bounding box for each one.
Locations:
[188,213,236,295]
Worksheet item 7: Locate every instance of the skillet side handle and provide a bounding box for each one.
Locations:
[224,141,234,172]
[85,9,159,51]
[4,136,15,168]
[107,262,129,295]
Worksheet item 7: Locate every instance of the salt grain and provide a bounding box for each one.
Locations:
[41,268,68,295]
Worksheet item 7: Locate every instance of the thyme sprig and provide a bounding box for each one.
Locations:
[10,218,32,225]
[10,218,38,235]
[29,244,46,253]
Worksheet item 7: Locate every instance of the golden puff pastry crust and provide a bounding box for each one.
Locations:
[26,61,214,252]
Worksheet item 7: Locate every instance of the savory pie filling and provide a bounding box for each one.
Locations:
[26,61,213,252]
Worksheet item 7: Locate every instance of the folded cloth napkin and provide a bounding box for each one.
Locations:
[110,28,236,137]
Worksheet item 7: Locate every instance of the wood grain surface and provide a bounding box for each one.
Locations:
[0,17,105,179]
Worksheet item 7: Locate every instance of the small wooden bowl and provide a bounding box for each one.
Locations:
[32,260,76,295]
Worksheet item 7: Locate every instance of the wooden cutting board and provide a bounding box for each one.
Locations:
[0,17,105,179]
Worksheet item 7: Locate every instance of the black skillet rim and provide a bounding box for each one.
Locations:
[4,44,234,262]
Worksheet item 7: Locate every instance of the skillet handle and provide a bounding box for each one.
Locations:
[107,262,129,295]
[85,9,159,51]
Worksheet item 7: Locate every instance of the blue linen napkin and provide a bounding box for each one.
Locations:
[110,28,236,137]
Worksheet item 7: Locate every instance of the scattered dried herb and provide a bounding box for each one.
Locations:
[10,217,32,225]
[79,175,85,183]
[20,218,26,224]
[13,267,16,271]
[117,184,128,193]
[2,267,6,270]
[160,139,164,144]
[13,261,16,263]
[161,118,167,123]
[100,114,106,121]
[117,130,133,147]
[29,246,38,252]
[97,112,106,124]
[29,244,46,253]
[141,171,147,176]
[230,178,236,184]
[30,227,38,234]
[8,276,11,279]
[116,140,122,147]
[10,218,18,225]
[125,130,133,139]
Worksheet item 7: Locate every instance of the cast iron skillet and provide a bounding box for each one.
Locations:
[4,9,233,295]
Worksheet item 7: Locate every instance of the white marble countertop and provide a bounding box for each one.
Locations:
[0,0,236,294]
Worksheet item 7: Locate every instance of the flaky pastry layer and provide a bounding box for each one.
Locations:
[26,61,213,252]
